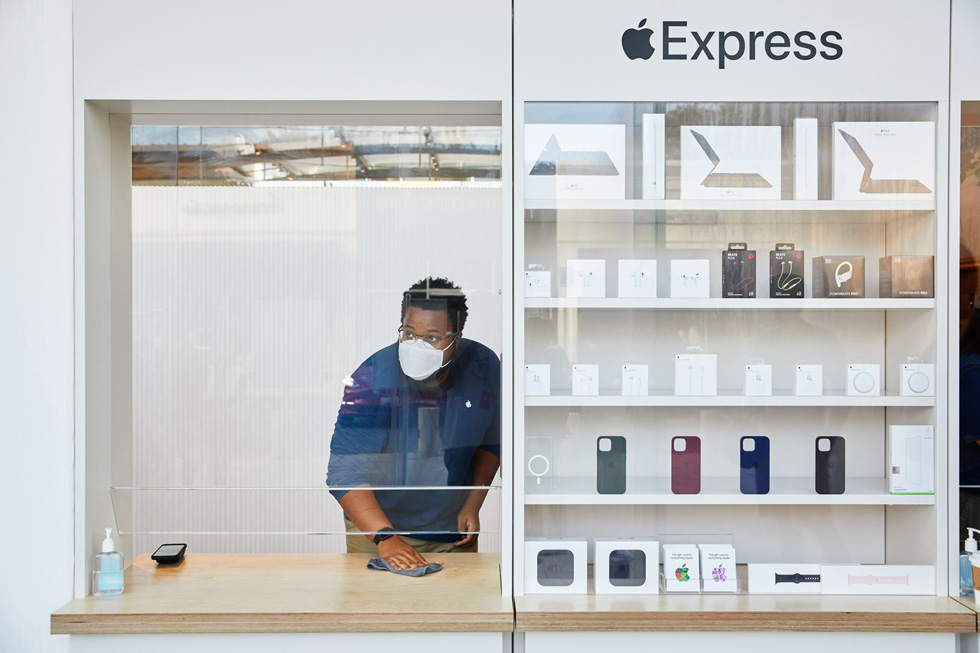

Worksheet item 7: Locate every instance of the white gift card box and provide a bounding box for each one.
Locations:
[663,544,700,592]
[642,114,666,200]
[795,365,823,396]
[618,260,657,298]
[745,365,773,396]
[699,544,738,593]
[595,539,660,594]
[846,364,881,397]
[525,539,588,594]
[567,259,606,298]
[680,125,782,200]
[794,118,818,200]
[525,270,552,298]
[889,425,935,494]
[901,364,935,397]
[572,364,599,396]
[832,121,936,201]
[622,364,649,396]
[748,563,822,594]
[525,123,626,200]
[671,259,710,298]
[675,354,718,396]
[525,364,551,397]
[820,565,935,595]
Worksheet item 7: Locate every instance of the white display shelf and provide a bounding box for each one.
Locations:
[524,391,935,408]
[525,298,936,310]
[523,477,934,506]
[524,199,937,212]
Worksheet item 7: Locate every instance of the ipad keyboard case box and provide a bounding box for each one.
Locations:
[680,125,781,200]
[722,243,756,298]
[815,436,846,495]
[671,436,701,494]
[769,244,805,298]
[832,121,936,201]
[740,436,771,495]
[812,256,865,298]
[597,436,627,495]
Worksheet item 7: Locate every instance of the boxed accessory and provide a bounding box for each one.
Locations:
[675,354,717,396]
[770,244,805,298]
[794,364,823,396]
[524,123,626,200]
[524,364,551,396]
[699,544,738,592]
[572,364,599,396]
[740,436,771,495]
[595,539,660,594]
[618,260,657,298]
[879,255,935,298]
[901,363,935,397]
[812,256,865,298]
[815,436,846,495]
[680,125,781,200]
[748,563,821,594]
[663,544,701,592]
[721,243,756,298]
[794,118,818,200]
[622,364,649,396]
[597,436,627,495]
[525,268,552,298]
[832,121,936,201]
[671,259,710,298]
[525,539,588,594]
[567,259,605,298]
[642,114,666,200]
[525,435,553,491]
[819,565,935,595]
[846,364,880,396]
[889,425,935,494]
[744,364,772,396]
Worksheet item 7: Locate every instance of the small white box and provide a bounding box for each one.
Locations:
[680,125,782,200]
[846,364,880,396]
[832,121,936,202]
[699,544,738,593]
[572,364,599,396]
[901,363,935,397]
[642,114,666,200]
[525,539,588,594]
[794,118,818,200]
[745,365,773,397]
[525,364,551,396]
[795,365,823,396]
[671,259,710,298]
[525,270,552,298]
[618,260,657,298]
[889,425,935,494]
[819,565,935,595]
[663,544,700,592]
[567,259,606,298]
[595,538,660,594]
[622,364,649,397]
[675,354,717,396]
[748,563,822,594]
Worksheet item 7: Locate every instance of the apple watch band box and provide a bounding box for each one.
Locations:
[879,255,934,298]
[748,563,822,594]
[721,243,756,298]
[769,243,805,298]
[525,539,588,594]
[819,564,935,595]
[812,256,865,298]
[594,538,660,594]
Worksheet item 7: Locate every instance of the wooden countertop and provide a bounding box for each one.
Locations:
[51,553,513,635]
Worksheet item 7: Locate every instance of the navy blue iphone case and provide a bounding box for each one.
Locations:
[740,436,770,494]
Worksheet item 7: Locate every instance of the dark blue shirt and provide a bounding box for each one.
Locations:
[327,339,501,541]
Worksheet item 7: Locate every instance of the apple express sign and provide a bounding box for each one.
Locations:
[622,19,843,68]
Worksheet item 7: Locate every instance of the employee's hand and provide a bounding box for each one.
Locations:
[377,536,427,570]
[454,507,480,548]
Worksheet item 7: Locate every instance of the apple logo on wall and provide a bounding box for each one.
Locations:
[622,18,654,60]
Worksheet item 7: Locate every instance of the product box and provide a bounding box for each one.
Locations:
[812,256,865,298]
[525,123,626,200]
[618,260,657,298]
[889,425,935,494]
[819,564,936,595]
[846,363,880,397]
[622,364,649,396]
[525,364,551,396]
[794,118,818,200]
[680,125,782,200]
[795,364,823,396]
[525,270,552,298]
[675,354,718,396]
[663,544,701,592]
[879,255,935,298]
[832,121,936,201]
[901,363,935,397]
[671,259,710,298]
[642,114,666,200]
[699,544,738,593]
[572,364,599,396]
[525,435,553,491]
[770,244,805,298]
[721,243,756,298]
[595,538,660,594]
[567,259,605,298]
[525,539,588,594]
[748,563,822,594]
[745,365,773,396]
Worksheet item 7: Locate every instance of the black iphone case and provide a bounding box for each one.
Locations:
[815,436,845,494]
[597,436,627,494]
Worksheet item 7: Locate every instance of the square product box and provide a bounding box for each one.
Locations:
[618,260,657,298]
[680,125,781,200]
[745,365,773,396]
[901,363,935,397]
[700,544,738,593]
[795,364,823,396]
[663,544,700,592]
[846,364,880,396]
[889,425,935,494]
[794,118,818,200]
[812,256,865,298]
[622,364,649,396]
[525,270,552,298]
[748,563,822,594]
[595,539,660,594]
[832,121,936,201]
[819,565,935,595]
[525,539,588,594]
[879,255,935,298]
[721,243,756,298]
[525,364,551,396]
[572,364,599,396]
[567,259,605,298]
[675,354,718,396]
[642,114,666,200]
[770,244,805,298]
[524,123,626,200]
[671,259,710,298]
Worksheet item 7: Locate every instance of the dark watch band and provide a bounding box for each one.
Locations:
[373,527,396,545]
[774,573,820,584]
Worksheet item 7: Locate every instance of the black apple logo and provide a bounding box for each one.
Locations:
[622,18,654,60]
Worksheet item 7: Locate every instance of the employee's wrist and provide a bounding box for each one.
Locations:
[372,526,396,545]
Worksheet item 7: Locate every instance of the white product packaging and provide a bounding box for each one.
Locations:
[819,564,935,595]
[748,563,822,594]
[594,538,660,594]
[832,121,936,201]
[795,364,823,396]
[846,363,881,397]
[525,364,551,397]
[794,118,818,200]
[675,354,718,396]
[572,364,599,396]
[525,270,552,298]
[618,260,657,298]
[622,364,649,397]
[745,365,773,397]
[663,544,701,592]
[671,259,710,298]
[680,125,782,200]
[699,544,738,593]
[525,123,626,200]
[567,259,606,298]
[888,425,935,494]
[901,363,935,397]
[642,114,666,200]
[525,539,588,594]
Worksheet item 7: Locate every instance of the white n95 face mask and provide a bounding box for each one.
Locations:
[398,339,451,381]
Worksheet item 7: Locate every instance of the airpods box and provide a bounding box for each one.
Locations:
[567,259,605,298]
[880,255,935,298]
[901,363,935,397]
[618,260,657,298]
[663,544,701,592]
[671,260,710,298]
[525,364,551,396]
[819,564,935,595]
[748,563,822,594]
[699,544,738,593]
[595,538,660,594]
[622,364,649,396]
[525,539,588,594]
[889,425,935,494]
[525,270,552,298]
[846,364,880,397]
[812,256,865,298]
[745,365,773,396]
[770,245,805,298]
[795,365,823,396]
[675,354,718,396]
[794,118,818,200]
[572,364,599,396]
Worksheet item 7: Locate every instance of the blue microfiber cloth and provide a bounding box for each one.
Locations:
[367,557,443,577]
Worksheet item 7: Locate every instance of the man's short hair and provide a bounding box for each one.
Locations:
[401,277,468,333]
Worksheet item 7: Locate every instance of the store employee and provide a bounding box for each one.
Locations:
[327,277,501,570]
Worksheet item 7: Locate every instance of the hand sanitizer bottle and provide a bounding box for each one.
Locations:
[93,527,124,597]
[960,527,979,596]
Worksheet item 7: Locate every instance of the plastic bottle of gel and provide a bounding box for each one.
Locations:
[93,527,124,597]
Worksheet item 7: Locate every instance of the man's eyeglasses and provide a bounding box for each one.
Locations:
[398,326,458,346]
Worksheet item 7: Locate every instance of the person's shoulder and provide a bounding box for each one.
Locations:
[351,343,401,389]
[456,338,500,379]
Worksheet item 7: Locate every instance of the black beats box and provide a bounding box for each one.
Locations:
[770,243,804,298]
[722,243,756,298]
[812,256,865,298]
[879,255,934,298]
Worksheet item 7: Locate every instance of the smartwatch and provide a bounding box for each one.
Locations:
[373,527,396,545]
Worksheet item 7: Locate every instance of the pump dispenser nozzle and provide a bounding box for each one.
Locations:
[102,527,115,553]
[967,528,980,554]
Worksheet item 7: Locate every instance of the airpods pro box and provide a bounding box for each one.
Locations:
[889,425,935,494]
[671,259,710,298]
[770,244,805,298]
[879,255,934,298]
[722,243,756,298]
[812,256,865,298]
[595,538,660,594]
[525,539,588,594]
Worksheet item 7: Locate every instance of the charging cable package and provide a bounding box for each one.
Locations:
[722,243,756,298]
[812,256,865,298]
[769,243,804,298]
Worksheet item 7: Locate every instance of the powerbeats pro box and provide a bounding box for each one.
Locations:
[879,255,934,298]
[722,243,756,298]
[812,256,865,298]
[769,244,804,298]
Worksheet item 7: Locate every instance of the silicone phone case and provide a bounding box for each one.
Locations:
[815,436,846,494]
[740,436,770,494]
[597,436,627,494]
[671,436,701,494]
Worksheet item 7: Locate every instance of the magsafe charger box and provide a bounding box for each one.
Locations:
[812,255,865,298]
